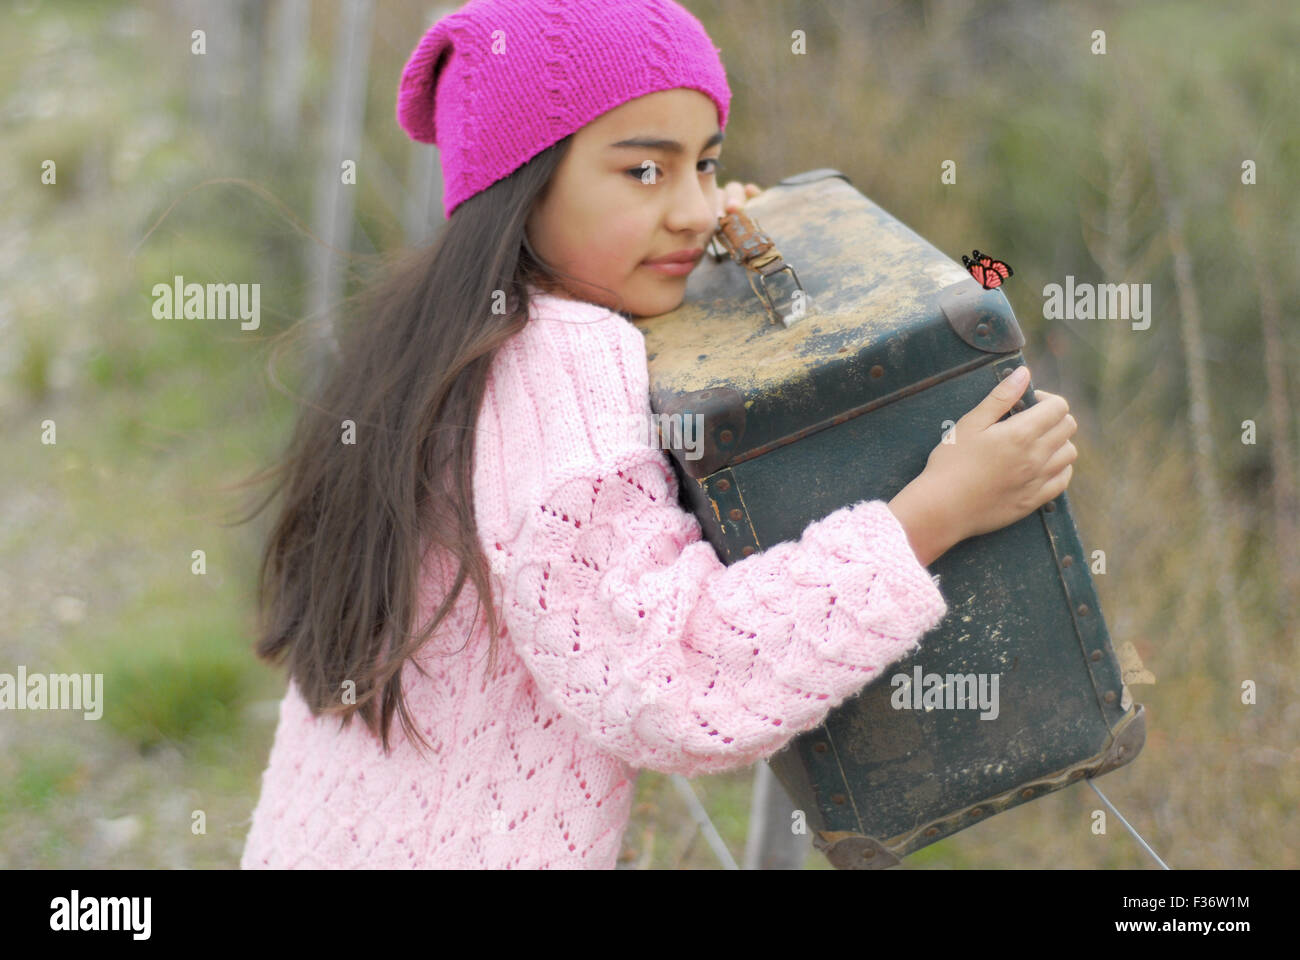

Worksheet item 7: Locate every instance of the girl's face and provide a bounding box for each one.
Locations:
[525,88,724,318]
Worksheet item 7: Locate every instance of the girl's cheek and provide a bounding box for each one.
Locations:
[599,221,651,266]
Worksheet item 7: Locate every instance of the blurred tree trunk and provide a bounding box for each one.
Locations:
[743,762,809,869]
[179,0,236,136]
[307,0,375,373]
[238,0,268,152]
[405,144,443,247]
[177,0,264,155]
[267,0,311,154]
[1133,90,1247,681]
[1233,197,1300,643]
[1080,94,1162,694]
[401,3,459,246]
[1090,116,1138,408]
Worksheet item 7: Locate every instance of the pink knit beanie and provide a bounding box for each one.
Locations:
[397,0,731,219]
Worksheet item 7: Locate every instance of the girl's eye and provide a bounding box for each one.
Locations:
[627,161,660,181]
[626,158,724,181]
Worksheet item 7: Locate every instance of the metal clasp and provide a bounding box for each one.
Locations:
[749,263,807,328]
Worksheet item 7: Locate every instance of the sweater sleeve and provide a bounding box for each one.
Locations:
[480,307,949,778]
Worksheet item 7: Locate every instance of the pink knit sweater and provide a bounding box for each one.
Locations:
[239,290,949,869]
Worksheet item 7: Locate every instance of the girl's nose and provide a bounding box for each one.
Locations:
[665,176,719,236]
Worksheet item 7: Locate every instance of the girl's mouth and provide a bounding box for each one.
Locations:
[641,247,704,276]
[641,260,697,276]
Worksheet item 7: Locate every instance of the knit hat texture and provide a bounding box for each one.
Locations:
[397,0,731,219]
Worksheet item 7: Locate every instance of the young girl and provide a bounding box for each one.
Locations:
[239,0,1076,869]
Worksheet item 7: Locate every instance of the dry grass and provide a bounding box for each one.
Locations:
[1,0,1295,869]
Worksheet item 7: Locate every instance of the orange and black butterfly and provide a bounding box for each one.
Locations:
[962,249,1014,289]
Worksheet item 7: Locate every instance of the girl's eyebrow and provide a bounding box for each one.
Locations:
[608,130,724,154]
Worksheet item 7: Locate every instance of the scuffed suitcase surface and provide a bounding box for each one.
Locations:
[631,169,1144,868]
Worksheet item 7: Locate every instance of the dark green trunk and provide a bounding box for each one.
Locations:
[631,170,1144,869]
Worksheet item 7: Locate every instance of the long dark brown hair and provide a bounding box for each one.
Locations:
[231,133,627,757]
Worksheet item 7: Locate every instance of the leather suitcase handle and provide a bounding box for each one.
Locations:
[708,209,807,327]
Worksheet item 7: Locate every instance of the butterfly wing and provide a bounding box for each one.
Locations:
[962,249,1013,289]
[978,254,1013,281]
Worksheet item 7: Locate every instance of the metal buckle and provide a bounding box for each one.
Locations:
[750,263,806,327]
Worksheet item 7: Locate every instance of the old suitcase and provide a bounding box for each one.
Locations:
[630,169,1145,869]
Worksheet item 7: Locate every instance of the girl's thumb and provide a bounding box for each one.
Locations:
[970,365,1030,431]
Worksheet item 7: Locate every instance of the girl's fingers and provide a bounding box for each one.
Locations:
[717,181,764,215]
[714,183,729,217]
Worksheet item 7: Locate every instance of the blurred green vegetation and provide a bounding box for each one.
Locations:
[0,0,1295,869]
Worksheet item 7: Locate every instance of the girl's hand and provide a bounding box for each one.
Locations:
[925,370,1078,543]
[715,181,762,217]
[894,369,1077,562]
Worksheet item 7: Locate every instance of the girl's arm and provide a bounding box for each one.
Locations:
[493,450,947,778]
[481,311,947,779]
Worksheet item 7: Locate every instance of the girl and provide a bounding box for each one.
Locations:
[239,0,1077,869]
